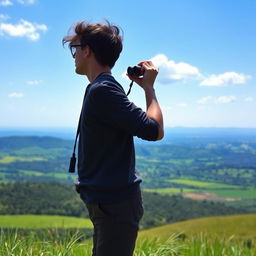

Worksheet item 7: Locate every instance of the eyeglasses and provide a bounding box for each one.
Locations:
[70,44,85,58]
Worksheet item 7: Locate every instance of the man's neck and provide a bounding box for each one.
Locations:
[87,66,112,82]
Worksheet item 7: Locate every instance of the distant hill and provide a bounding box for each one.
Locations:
[1,134,256,186]
[0,136,71,150]
[0,136,73,183]
[1,127,256,142]
[0,128,76,140]
[138,214,256,241]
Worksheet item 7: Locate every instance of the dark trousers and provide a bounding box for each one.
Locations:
[82,195,144,256]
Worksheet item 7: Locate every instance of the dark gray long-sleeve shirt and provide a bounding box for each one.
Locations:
[78,73,158,204]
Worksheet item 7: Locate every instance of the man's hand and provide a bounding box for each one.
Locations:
[127,61,159,91]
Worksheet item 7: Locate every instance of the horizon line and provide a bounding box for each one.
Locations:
[1,126,256,130]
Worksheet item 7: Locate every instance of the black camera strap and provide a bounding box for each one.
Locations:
[68,98,84,173]
[68,114,81,173]
[68,81,91,173]
[126,80,134,96]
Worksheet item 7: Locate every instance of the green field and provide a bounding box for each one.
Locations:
[143,187,193,194]
[169,179,240,189]
[0,215,93,229]
[19,170,44,176]
[143,187,256,201]
[0,156,46,164]
[208,188,256,199]
[143,178,256,201]
[139,214,256,241]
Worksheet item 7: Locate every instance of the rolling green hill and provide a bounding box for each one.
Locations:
[0,214,93,229]
[2,214,255,241]
[138,214,256,241]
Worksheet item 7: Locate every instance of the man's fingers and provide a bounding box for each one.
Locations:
[138,61,158,71]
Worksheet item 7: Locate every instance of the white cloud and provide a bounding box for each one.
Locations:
[26,80,42,86]
[215,96,237,104]
[122,54,251,89]
[177,103,187,108]
[151,54,202,84]
[0,19,47,41]
[0,14,10,20]
[197,96,212,104]
[8,92,24,98]
[17,0,36,4]
[244,97,254,102]
[200,72,251,86]
[0,0,13,6]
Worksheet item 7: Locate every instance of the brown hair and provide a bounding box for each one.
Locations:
[62,20,123,68]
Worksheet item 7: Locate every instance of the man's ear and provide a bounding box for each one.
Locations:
[83,45,92,58]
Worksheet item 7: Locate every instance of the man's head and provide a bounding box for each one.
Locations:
[63,20,123,70]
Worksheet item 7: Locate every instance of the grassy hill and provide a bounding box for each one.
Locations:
[138,214,256,241]
[2,213,255,240]
[0,215,93,229]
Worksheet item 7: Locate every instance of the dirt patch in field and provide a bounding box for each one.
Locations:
[184,192,239,202]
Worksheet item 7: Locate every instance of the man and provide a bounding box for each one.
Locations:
[63,20,164,256]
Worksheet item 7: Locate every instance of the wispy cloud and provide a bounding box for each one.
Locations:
[197,96,212,104]
[200,72,251,86]
[151,54,202,84]
[8,92,24,98]
[26,80,42,86]
[0,14,10,20]
[17,0,36,5]
[0,0,36,5]
[215,96,237,104]
[0,0,13,6]
[244,97,254,102]
[177,103,187,108]
[0,19,47,41]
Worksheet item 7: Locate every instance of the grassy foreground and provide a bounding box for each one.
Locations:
[0,230,255,256]
[0,214,255,255]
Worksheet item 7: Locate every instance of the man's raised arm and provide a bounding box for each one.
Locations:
[128,60,164,140]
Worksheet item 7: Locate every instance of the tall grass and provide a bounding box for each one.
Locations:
[0,229,92,256]
[0,229,255,256]
[135,233,186,256]
[184,233,255,256]
[135,233,255,256]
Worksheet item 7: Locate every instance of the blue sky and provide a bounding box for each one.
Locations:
[0,0,255,128]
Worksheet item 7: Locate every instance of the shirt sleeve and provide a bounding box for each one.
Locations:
[90,82,159,141]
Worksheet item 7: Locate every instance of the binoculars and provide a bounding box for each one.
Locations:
[127,66,142,77]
